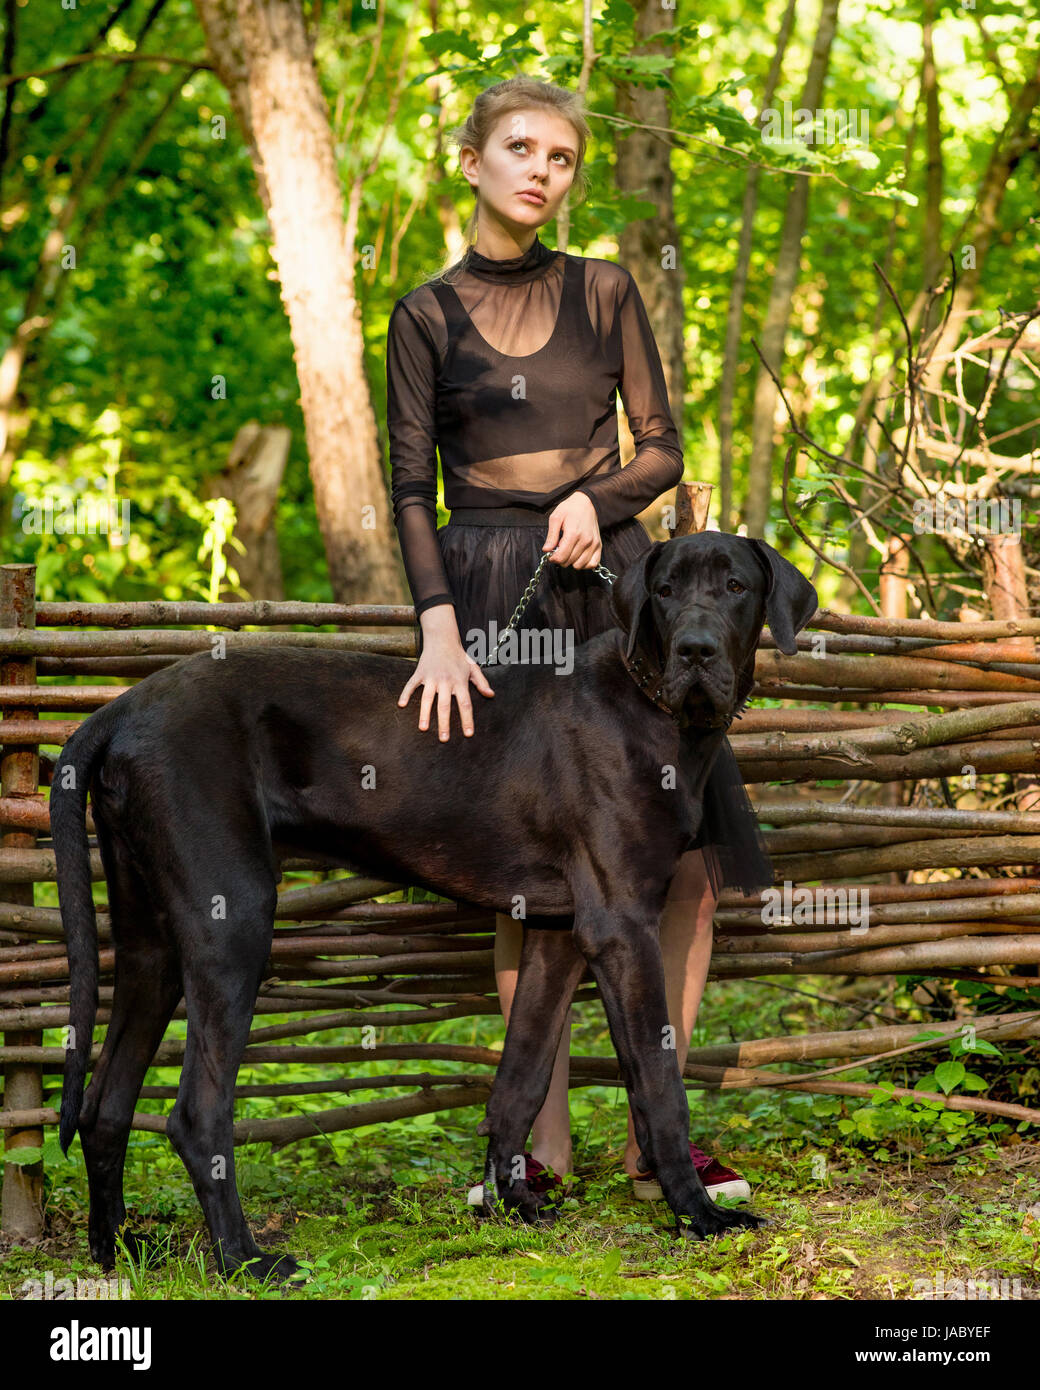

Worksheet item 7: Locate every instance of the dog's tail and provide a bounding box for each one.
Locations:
[51,702,120,1155]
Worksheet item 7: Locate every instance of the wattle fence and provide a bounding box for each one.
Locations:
[3,492,1039,1238]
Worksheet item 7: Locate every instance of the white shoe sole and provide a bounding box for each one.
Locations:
[632,1176,752,1203]
[472,1177,751,1204]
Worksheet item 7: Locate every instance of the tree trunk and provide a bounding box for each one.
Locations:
[845,103,917,589]
[718,0,798,534]
[919,49,1040,395]
[858,51,1040,421]
[193,0,407,606]
[614,0,685,540]
[846,53,1040,596]
[203,422,289,601]
[428,0,466,265]
[920,0,944,314]
[744,0,840,540]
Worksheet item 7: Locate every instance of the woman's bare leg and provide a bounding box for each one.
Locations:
[492,846,717,1181]
[622,847,718,1177]
[494,912,573,1177]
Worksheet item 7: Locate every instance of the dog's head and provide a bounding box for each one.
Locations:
[609,533,818,727]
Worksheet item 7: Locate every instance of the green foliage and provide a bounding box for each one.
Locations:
[9,968,1038,1300]
[4,0,1036,612]
[4,4,1039,1302]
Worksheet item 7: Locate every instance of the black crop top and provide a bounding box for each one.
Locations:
[386,234,684,616]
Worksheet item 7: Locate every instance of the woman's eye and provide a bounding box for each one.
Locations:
[727,579,745,594]
[510,141,569,165]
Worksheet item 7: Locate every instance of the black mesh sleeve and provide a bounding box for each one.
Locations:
[387,300,456,615]
[575,270,684,528]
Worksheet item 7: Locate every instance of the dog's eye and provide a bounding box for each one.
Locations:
[727,579,746,594]
[655,585,672,599]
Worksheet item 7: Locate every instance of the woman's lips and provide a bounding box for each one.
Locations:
[518,191,545,204]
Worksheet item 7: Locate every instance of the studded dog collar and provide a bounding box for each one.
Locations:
[616,633,751,732]
[618,643,679,720]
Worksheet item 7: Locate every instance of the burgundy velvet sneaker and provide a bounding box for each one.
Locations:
[632,1142,751,1203]
[467,1151,566,1207]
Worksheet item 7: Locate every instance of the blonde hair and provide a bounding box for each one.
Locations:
[423,76,591,285]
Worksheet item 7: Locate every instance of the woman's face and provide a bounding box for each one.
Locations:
[460,107,578,233]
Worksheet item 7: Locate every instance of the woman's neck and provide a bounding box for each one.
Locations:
[470,220,540,259]
[462,233,556,283]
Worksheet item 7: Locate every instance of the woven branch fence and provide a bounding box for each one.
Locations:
[3,489,1040,1236]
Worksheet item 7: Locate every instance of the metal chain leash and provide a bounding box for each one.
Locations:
[482,547,619,667]
[477,537,754,730]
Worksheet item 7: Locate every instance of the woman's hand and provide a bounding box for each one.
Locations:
[397,605,495,741]
[543,492,602,569]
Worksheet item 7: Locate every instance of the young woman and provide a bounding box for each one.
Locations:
[386,76,772,1206]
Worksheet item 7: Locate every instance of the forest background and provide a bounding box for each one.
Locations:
[1,0,1039,1304]
[3,0,1037,619]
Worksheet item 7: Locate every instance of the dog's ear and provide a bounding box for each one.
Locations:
[745,538,819,656]
[610,540,666,663]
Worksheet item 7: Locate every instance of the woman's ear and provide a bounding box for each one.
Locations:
[609,541,666,663]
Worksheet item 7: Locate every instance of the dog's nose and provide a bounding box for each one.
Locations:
[674,628,718,663]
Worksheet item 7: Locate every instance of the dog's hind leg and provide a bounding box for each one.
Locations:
[477,926,586,1223]
[163,870,295,1282]
[78,829,182,1272]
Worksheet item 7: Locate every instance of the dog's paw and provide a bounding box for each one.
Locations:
[88,1243,116,1273]
[517,1194,560,1227]
[675,1203,766,1241]
[475,1183,559,1228]
[220,1249,303,1285]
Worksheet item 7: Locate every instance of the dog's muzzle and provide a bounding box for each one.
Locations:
[662,630,741,731]
[620,643,738,731]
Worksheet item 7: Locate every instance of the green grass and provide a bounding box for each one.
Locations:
[3,968,1039,1300]
[4,1115,1038,1300]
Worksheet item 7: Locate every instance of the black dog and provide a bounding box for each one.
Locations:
[51,532,817,1279]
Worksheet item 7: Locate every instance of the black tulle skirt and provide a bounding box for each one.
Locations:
[419,512,773,899]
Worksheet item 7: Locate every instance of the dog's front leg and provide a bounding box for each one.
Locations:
[476,925,586,1224]
[573,903,765,1240]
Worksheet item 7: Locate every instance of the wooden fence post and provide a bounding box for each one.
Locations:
[671,479,712,537]
[1,562,43,1239]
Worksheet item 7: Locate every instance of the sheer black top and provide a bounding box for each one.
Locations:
[386,234,684,616]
